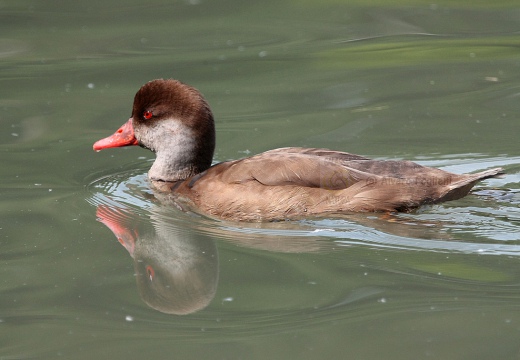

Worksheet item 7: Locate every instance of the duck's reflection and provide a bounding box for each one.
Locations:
[95,200,456,315]
[97,205,218,315]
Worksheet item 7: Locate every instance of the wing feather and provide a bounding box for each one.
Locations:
[216,151,379,190]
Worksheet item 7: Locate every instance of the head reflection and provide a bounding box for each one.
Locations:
[96,205,218,315]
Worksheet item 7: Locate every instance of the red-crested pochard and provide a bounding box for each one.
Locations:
[93,79,503,221]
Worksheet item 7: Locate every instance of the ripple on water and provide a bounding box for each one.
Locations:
[86,153,520,258]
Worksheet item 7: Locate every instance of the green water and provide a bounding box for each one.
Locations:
[1,1,520,359]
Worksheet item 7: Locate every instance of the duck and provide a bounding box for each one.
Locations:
[93,79,504,221]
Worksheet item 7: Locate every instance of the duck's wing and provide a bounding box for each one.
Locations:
[211,151,380,190]
[261,147,444,179]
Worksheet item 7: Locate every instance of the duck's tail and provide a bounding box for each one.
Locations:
[439,167,504,202]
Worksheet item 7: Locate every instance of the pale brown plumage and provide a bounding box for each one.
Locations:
[156,147,503,221]
[94,79,504,222]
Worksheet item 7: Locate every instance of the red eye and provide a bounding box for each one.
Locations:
[146,265,155,281]
[143,110,153,120]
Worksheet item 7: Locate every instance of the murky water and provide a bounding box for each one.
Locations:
[1,1,520,359]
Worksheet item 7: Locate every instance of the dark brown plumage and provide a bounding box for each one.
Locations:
[94,79,504,222]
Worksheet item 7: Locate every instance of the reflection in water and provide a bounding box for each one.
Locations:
[88,157,520,315]
[96,205,218,315]
[92,190,455,315]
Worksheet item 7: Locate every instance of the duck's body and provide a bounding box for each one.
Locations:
[93,79,503,222]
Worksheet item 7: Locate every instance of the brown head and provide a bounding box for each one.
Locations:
[94,79,216,181]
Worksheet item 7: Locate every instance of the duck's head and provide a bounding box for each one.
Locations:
[93,79,216,182]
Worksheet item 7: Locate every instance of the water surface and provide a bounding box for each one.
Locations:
[1,1,520,359]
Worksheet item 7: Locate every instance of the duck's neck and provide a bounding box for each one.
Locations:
[149,151,202,182]
[143,119,215,182]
